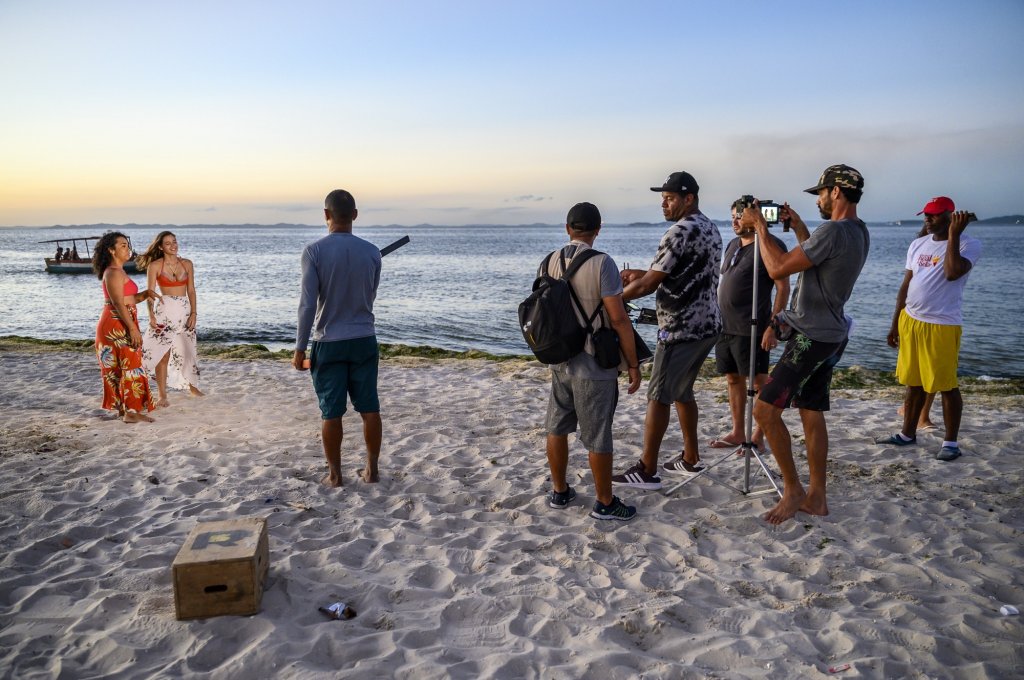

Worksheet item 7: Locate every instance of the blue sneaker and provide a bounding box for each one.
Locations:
[936,446,962,461]
[548,486,577,509]
[875,433,917,446]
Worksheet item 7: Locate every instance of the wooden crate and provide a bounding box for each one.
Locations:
[172,517,269,620]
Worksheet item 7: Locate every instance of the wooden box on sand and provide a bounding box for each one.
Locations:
[172,517,269,620]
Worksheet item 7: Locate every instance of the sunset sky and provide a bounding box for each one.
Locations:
[1,0,1021,226]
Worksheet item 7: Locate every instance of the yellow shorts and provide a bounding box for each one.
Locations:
[896,310,961,393]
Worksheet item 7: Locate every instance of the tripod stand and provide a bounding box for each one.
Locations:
[666,230,782,499]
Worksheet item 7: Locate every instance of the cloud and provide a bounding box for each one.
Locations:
[505,195,552,203]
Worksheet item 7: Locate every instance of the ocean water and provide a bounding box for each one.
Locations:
[1,222,1021,378]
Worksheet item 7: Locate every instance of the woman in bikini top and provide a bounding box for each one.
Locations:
[137,231,203,406]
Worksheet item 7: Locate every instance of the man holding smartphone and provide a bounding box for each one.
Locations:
[742,164,870,525]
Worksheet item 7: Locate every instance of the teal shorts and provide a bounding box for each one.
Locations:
[310,336,380,419]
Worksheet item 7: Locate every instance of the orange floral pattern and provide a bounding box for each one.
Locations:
[96,302,155,414]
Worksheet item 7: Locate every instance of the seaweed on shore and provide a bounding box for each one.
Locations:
[0,336,94,352]
[0,335,530,363]
[1,335,1019,397]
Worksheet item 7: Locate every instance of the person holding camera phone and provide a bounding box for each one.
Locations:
[539,202,642,521]
[612,171,722,490]
[741,164,870,525]
[710,198,791,452]
[877,197,981,462]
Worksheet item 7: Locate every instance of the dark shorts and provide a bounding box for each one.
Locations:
[310,336,380,419]
[758,333,847,412]
[715,333,769,375]
[647,335,717,405]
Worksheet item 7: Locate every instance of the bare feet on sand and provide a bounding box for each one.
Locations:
[763,488,829,524]
[321,473,342,488]
[799,490,829,518]
[357,467,380,483]
[190,385,205,397]
[762,489,807,525]
[156,397,170,408]
[123,411,154,424]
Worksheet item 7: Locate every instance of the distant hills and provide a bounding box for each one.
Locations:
[22,215,1024,230]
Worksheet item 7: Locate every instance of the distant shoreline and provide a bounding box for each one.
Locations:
[2,217,1022,230]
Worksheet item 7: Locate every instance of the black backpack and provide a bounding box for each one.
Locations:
[519,248,602,364]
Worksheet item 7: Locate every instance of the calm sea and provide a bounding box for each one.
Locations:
[1,222,1021,378]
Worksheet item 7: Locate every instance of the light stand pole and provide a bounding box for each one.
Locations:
[665,230,782,499]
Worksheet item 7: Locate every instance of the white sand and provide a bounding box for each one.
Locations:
[0,348,1021,679]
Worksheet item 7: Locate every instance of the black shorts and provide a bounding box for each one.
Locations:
[758,333,847,412]
[715,333,769,375]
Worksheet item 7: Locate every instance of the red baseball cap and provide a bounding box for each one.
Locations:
[917,196,955,215]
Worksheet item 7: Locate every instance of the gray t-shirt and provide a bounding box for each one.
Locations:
[296,232,382,349]
[786,219,870,343]
[541,241,622,380]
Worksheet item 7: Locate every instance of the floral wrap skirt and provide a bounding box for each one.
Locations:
[96,304,155,413]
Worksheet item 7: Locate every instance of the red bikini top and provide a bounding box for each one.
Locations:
[157,262,188,287]
[102,276,139,304]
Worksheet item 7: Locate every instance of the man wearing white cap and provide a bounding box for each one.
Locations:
[877,197,981,462]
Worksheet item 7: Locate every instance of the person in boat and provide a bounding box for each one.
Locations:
[54,246,64,261]
[92,232,159,423]
[137,231,202,407]
[70,245,79,260]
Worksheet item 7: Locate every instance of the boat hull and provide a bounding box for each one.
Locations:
[45,259,143,274]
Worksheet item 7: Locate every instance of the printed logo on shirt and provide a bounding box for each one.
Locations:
[917,253,941,268]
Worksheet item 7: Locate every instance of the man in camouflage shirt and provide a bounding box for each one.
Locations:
[612,171,723,490]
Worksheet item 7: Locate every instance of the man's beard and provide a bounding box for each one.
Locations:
[818,197,832,220]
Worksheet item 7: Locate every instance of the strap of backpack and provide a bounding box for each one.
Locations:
[560,249,605,334]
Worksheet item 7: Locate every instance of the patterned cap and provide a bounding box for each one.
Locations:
[917,196,955,215]
[803,164,864,194]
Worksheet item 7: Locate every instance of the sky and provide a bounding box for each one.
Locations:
[1,0,1022,226]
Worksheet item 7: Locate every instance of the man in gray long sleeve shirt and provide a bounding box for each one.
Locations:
[293,189,383,487]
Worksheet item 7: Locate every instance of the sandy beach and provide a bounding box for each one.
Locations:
[0,344,1021,679]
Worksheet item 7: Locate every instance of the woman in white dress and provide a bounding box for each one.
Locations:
[137,231,202,406]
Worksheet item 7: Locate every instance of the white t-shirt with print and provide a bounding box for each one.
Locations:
[904,234,982,326]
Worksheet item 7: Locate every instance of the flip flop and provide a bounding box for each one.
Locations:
[734,443,766,456]
[709,437,743,449]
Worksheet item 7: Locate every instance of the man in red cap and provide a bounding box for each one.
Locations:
[877,197,981,461]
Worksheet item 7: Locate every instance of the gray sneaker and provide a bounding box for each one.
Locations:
[936,446,962,461]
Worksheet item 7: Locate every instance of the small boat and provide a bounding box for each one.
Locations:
[39,235,145,274]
